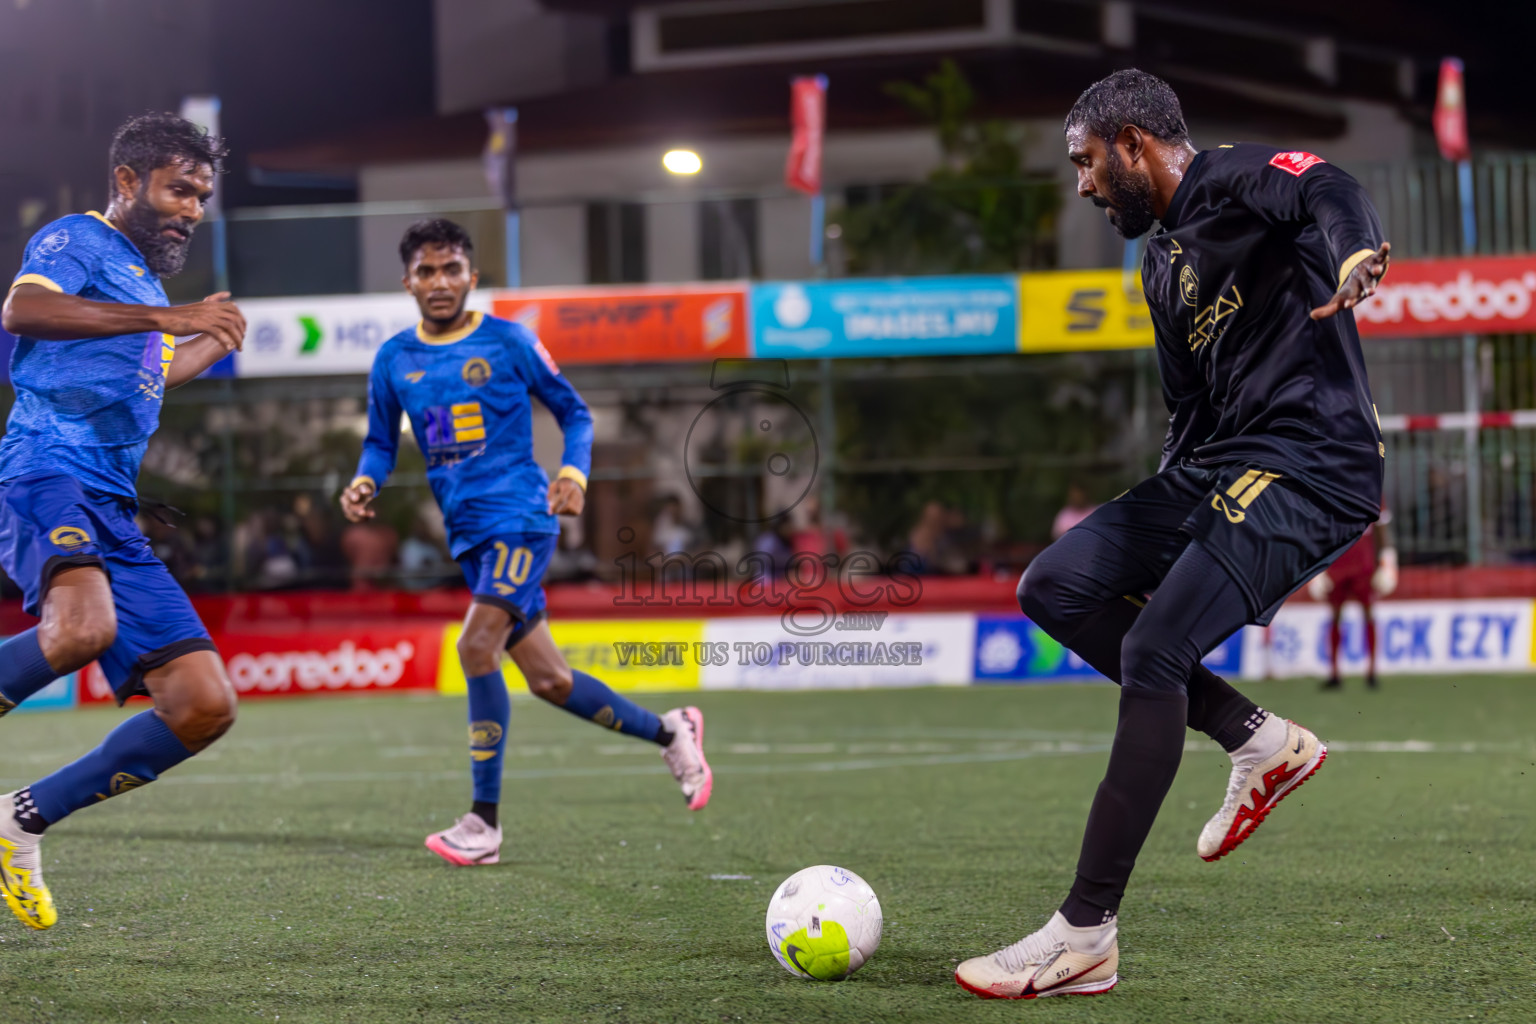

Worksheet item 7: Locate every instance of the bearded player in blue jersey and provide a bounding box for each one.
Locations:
[0,114,247,930]
[340,220,711,866]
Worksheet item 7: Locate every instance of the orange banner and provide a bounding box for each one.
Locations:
[492,285,749,365]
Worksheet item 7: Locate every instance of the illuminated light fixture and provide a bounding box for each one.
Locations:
[663,149,702,175]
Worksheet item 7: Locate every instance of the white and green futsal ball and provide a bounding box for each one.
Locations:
[765,865,883,980]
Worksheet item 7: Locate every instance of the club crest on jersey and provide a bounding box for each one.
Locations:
[462,357,492,387]
[1179,264,1200,306]
[1269,151,1326,177]
[48,526,91,550]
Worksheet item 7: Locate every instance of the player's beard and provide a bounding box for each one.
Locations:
[122,194,196,277]
[1098,147,1156,239]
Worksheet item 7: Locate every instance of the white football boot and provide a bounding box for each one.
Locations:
[955,911,1119,999]
[659,707,712,811]
[0,793,55,929]
[1199,714,1327,862]
[424,811,502,867]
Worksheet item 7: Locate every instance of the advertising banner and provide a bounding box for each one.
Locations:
[437,620,705,696]
[699,613,975,690]
[785,76,827,196]
[237,291,495,377]
[753,277,1017,358]
[1240,599,1534,679]
[1354,255,1536,338]
[9,672,76,713]
[973,614,1242,682]
[1018,269,1155,353]
[492,285,748,365]
[80,625,444,703]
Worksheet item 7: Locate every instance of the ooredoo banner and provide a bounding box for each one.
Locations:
[1355,255,1536,338]
[492,285,749,364]
[79,625,444,703]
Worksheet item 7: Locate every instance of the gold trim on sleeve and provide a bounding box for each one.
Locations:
[1338,248,1379,288]
[557,465,588,490]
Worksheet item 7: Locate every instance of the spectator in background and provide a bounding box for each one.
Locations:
[1052,483,1098,539]
[749,517,795,579]
[341,517,398,591]
[187,516,227,592]
[905,500,971,574]
[790,494,848,559]
[293,493,342,583]
[399,516,448,591]
[1308,508,1397,689]
[652,494,693,556]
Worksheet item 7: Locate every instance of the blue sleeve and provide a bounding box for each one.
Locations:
[515,327,593,488]
[354,352,403,489]
[13,221,92,295]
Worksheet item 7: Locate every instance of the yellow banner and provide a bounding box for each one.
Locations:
[436,620,705,695]
[1019,269,1156,353]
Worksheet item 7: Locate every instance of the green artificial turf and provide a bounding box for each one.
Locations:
[0,676,1531,1022]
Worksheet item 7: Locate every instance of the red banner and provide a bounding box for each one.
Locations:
[79,625,444,704]
[491,286,748,364]
[1355,255,1536,338]
[1433,58,1470,163]
[785,76,827,196]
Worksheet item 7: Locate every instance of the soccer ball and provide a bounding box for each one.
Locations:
[764,865,883,980]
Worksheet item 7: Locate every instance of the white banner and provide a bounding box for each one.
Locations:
[1241,599,1534,679]
[235,291,495,377]
[699,613,975,690]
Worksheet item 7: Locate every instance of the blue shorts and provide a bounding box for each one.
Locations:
[456,533,557,650]
[0,474,215,703]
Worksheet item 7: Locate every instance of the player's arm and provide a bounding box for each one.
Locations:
[1214,148,1389,320]
[518,330,593,516]
[340,359,404,523]
[2,283,245,348]
[165,293,246,388]
[1152,310,1215,472]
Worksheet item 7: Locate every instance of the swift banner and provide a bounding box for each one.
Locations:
[492,285,748,364]
[237,291,495,377]
[752,277,1017,358]
[1019,269,1155,353]
[1354,255,1536,338]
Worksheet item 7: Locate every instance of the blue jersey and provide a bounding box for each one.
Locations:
[354,312,594,557]
[0,212,174,496]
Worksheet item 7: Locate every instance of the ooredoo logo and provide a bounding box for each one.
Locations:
[226,640,416,694]
[1359,270,1536,327]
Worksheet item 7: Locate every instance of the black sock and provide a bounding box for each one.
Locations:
[471,801,498,829]
[653,725,675,747]
[1061,688,1188,925]
[13,787,47,835]
[1188,666,1262,753]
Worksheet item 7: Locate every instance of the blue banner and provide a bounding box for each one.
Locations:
[752,276,1017,358]
[11,672,76,713]
[973,614,1243,683]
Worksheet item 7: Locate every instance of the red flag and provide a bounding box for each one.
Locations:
[785,76,827,196]
[1433,58,1470,163]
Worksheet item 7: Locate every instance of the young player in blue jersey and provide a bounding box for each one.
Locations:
[0,114,247,930]
[340,220,711,866]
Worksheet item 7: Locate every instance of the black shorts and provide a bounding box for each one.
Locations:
[1074,464,1371,626]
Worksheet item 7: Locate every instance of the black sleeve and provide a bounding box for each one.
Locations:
[1150,305,1215,471]
[1215,145,1386,289]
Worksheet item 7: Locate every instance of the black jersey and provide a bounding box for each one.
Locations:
[1141,143,1385,523]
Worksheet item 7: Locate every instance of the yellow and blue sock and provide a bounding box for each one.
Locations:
[466,671,510,814]
[557,670,667,745]
[22,710,193,831]
[0,628,59,715]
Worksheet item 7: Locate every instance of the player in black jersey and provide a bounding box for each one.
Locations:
[955,69,1391,999]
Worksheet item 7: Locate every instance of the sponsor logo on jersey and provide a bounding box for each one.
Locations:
[128,265,145,277]
[36,229,69,256]
[48,526,91,550]
[462,357,492,386]
[1269,151,1326,176]
[405,370,425,384]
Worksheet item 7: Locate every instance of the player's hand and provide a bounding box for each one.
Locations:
[1372,548,1399,596]
[156,293,247,352]
[1306,572,1333,601]
[547,477,585,516]
[1310,242,1390,321]
[340,478,377,522]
